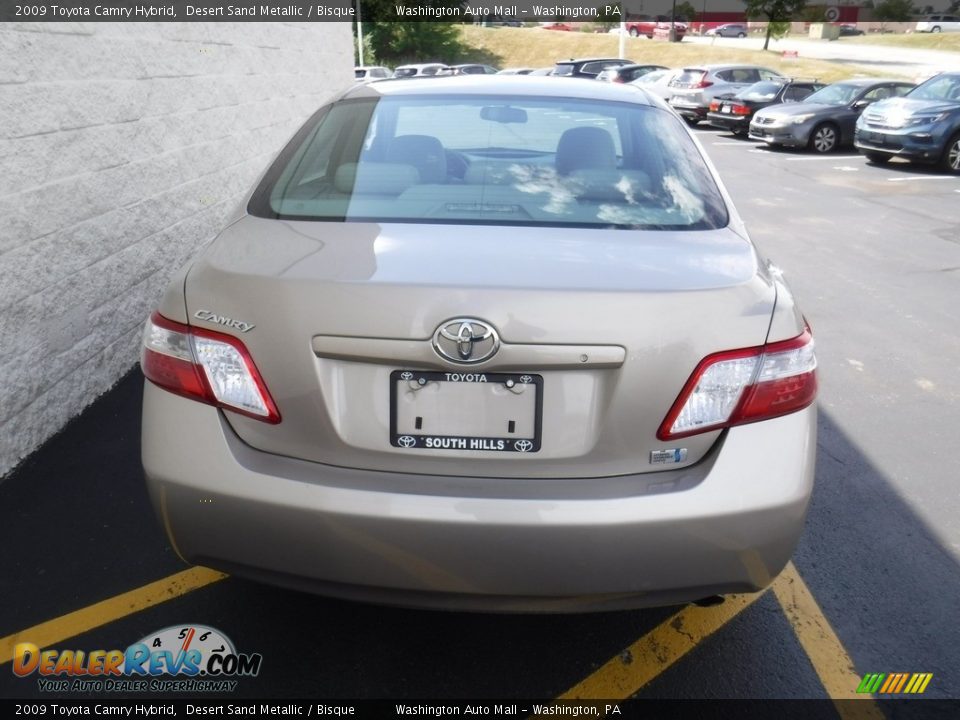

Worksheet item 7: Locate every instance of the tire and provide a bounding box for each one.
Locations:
[685,117,700,127]
[737,32,746,38]
[629,27,640,37]
[940,132,960,174]
[932,26,942,33]
[809,123,839,154]
[864,152,891,165]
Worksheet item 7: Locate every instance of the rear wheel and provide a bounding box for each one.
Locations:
[809,123,839,153]
[940,132,960,174]
[737,32,746,38]
[864,152,891,165]
[629,27,640,37]
[685,117,700,127]
[932,26,942,33]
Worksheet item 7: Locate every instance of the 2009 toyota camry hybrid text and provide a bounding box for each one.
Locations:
[140,76,817,612]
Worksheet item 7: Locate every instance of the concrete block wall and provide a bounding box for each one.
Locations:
[0,22,354,476]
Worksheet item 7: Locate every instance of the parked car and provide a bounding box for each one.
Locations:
[354,66,391,83]
[625,17,688,40]
[631,68,683,102]
[553,58,635,79]
[855,71,960,173]
[915,15,960,33]
[438,64,499,76]
[140,76,818,613]
[394,63,449,78]
[497,68,535,75]
[707,79,825,136]
[837,24,865,37]
[749,79,915,153]
[540,22,572,31]
[669,64,784,125]
[528,67,556,76]
[596,64,668,84]
[706,23,748,38]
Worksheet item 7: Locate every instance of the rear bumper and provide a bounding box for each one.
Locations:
[142,382,817,612]
[669,99,708,121]
[708,113,750,131]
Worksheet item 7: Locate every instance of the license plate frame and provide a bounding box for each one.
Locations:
[389,370,543,453]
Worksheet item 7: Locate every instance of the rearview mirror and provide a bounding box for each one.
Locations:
[480,106,528,124]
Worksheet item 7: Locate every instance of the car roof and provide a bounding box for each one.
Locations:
[556,57,627,64]
[683,64,774,71]
[830,77,909,86]
[342,75,659,106]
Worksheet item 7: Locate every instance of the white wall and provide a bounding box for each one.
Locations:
[0,22,354,476]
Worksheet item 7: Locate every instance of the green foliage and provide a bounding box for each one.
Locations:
[873,0,915,22]
[354,1,472,64]
[742,0,806,49]
[675,1,699,21]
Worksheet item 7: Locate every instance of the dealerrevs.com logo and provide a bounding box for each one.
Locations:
[13,624,262,693]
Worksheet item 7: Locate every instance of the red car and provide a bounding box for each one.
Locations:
[625,17,688,40]
[541,22,572,31]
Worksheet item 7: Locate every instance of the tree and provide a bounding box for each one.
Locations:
[874,0,915,25]
[355,1,470,65]
[675,1,698,21]
[742,0,807,50]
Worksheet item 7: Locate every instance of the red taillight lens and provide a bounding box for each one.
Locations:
[658,329,816,440]
[709,100,721,112]
[141,312,281,423]
[694,76,714,89]
[732,104,751,115]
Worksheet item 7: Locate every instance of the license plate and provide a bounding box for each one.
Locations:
[722,105,732,114]
[390,370,543,453]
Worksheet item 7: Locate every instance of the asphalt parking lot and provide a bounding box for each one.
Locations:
[2,128,959,710]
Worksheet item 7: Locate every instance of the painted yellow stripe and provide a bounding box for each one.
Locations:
[771,563,884,719]
[904,674,920,693]
[558,586,766,700]
[0,567,227,665]
[917,673,933,694]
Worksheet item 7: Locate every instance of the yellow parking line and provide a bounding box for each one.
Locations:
[0,567,227,665]
[559,586,766,700]
[771,563,885,720]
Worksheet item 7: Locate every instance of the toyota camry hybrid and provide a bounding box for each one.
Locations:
[140,76,818,612]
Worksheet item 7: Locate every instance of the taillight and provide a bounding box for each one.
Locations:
[694,74,714,89]
[732,104,751,115]
[141,312,281,423]
[658,329,816,440]
[709,100,721,112]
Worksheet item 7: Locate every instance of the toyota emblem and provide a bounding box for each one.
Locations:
[432,318,500,365]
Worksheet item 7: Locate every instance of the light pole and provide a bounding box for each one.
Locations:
[669,0,678,42]
[356,0,365,66]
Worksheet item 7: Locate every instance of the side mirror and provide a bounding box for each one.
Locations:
[851,99,871,112]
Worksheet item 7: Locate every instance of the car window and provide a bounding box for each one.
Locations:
[783,86,816,102]
[862,86,894,101]
[251,95,729,231]
[740,81,784,101]
[581,61,619,75]
[553,63,575,77]
[729,69,760,84]
[759,69,782,81]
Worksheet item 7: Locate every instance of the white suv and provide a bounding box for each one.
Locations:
[916,15,960,33]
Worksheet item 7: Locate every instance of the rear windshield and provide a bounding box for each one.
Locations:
[673,70,706,86]
[394,68,417,78]
[739,81,784,101]
[248,94,729,230]
[552,64,575,76]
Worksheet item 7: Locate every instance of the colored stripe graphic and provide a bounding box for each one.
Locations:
[858,673,932,694]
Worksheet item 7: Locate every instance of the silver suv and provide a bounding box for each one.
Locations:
[669,64,784,125]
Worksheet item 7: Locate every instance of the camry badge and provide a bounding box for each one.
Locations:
[432,318,500,365]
